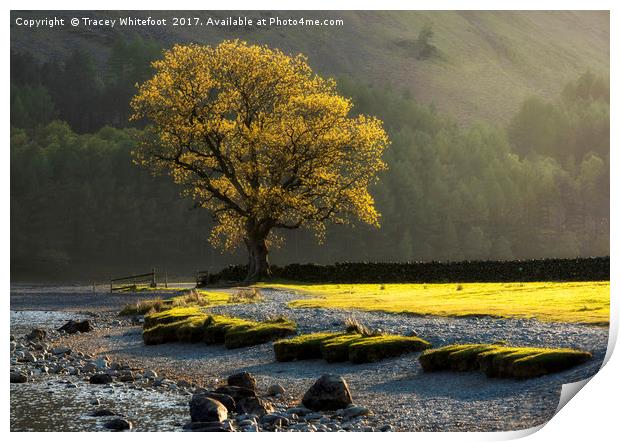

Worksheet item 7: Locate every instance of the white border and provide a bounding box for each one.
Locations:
[3,1,617,440]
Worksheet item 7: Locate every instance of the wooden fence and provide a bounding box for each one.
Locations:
[110,268,167,292]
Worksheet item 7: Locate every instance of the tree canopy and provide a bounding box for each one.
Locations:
[130,40,389,280]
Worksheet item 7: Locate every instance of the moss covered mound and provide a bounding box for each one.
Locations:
[348,335,432,363]
[274,332,344,362]
[274,332,431,363]
[142,308,296,349]
[321,334,364,362]
[419,344,592,379]
[224,318,297,349]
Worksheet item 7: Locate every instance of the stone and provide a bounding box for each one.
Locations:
[286,406,312,416]
[51,346,71,356]
[143,369,157,379]
[302,374,353,411]
[227,371,257,390]
[10,342,16,352]
[340,406,371,419]
[10,372,28,383]
[92,358,108,370]
[177,379,191,389]
[266,383,285,396]
[214,385,257,401]
[26,328,47,341]
[90,373,113,384]
[104,418,132,431]
[81,362,98,373]
[379,424,393,432]
[189,394,228,423]
[58,320,93,334]
[23,351,37,363]
[118,373,135,383]
[236,396,274,417]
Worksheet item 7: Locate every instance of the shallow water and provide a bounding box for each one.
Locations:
[10,377,189,431]
[10,306,192,432]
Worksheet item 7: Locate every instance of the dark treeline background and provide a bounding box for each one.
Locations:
[10,37,609,280]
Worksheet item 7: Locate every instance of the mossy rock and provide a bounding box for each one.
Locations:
[419,344,592,379]
[203,315,252,344]
[348,335,432,363]
[320,334,364,362]
[225,318,297,349]
[274,332,344,362]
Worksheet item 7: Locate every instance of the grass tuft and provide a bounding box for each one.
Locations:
[273,332,344,362]
[348,335,432,363]
[274,331,431,364]
[419,344,592,379]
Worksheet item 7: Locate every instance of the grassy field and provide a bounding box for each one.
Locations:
[261,282,609,325]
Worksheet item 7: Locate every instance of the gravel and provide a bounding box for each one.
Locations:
[10,285,609,432]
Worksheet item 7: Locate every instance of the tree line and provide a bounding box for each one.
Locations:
[10,38,609,280]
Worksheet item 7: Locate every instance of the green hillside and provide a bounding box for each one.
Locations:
[10,10,609,124]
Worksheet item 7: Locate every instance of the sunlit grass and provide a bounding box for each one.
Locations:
[259,281,609,325]
[119,289,231,316]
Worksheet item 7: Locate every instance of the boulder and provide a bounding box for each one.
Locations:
[214,385,257,402]
[227,371,257,390]
[236,396,274,417]
[26,328,47,341]
[301,374,353,411]
[189,394,228,423]
[104,418,132,431]
[266,384,285,396]
[89,373,113,384]
[58,320,93,334]
[10,372,28,383]
[199,392,236,412]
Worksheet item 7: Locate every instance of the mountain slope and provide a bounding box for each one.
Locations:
[10,10,609,124]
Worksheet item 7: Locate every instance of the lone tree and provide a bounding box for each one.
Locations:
[131,40,389,281]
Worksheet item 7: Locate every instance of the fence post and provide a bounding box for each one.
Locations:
[151,267,156,288]
[110,275,112,293]
[164,270,168,289]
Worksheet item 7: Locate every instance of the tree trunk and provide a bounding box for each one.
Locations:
[244,230,271,283]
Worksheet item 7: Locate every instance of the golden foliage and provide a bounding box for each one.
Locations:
[131,40,389,249]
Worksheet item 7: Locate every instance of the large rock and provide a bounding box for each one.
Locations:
[89,373,113,384]
[10,372,28,383]
[26,328,46,341]
[58,320,93,334]
[198,391,236,412]
[302,374,353,411]
[190,394,228,423]
[227,371,256,390]
[214,385,257,402]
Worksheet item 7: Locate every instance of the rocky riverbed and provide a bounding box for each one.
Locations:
[10,284,610,432]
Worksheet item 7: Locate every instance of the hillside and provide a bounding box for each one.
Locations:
[10,10,609,124]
